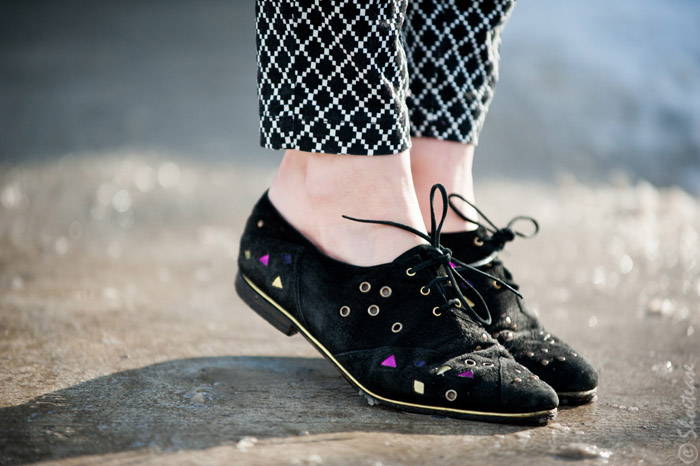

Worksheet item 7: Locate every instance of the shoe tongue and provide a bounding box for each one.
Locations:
[391,243,435,264]
[440,228,494,264]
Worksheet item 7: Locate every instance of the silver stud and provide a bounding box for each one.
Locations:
[257,219,264,228]
[475,346,482,351]
[505,316,512,325]
[526,352,535,357]
[480,333,488,342]
[391,322,403,333]
[541,359,550,366]
[339,306,351,317]
[380,286,392,298]
[515,369,522,374]
[541,348,549,353]
[532,375,540,380]
[464,359,477,367]
[571,352,578,357]
[359,282,371,293]
[504,331,514,341]
[445,389,458,402]
[512,323,518,331]
[368,305,380,316]
[514,377,522,383]
[492,332,500,338]
[556,356,566,362]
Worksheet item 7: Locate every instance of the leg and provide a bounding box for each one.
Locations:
[402,0,516,231]
[257,0,426,265]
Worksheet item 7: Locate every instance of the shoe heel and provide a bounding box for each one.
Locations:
[235,272,298,336]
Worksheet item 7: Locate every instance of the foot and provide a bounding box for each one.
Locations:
[236,186,559,423]
[440,195,599,404]
[268,149,427,266]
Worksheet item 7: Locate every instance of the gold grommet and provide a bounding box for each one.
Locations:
[406,268,416,277]
[445,389,458,402]
[432,306,442,317]
[391,322,402,333]
[367,304,380,316]
[380,286,392,298]
[339,306,351,317]
[420,286,430,296]
[492,280,502,290]
[359,281,371,293]
[473,237,484,247]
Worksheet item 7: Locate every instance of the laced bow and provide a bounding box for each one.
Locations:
[342,184,521,326]
[448,193,539,252]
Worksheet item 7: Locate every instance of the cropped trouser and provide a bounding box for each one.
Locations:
[256,0,515,156]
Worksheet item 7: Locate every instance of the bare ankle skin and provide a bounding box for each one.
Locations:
[410,137,479,233]
[268,149,427,266]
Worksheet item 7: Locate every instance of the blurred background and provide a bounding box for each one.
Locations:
[1,0,699,190]
[1,2,699,464]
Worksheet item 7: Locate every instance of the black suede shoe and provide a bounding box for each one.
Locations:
[440,194,599,405]
[236,186,558,423]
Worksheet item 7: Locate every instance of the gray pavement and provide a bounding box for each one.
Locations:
[0,157,698,465]
[1,0,700,465]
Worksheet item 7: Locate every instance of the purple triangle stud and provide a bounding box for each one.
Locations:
[259,254,269,266]
[458,370,473,378]
[380,355,397,368]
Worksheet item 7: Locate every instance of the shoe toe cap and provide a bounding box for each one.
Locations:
[499,357,559,413]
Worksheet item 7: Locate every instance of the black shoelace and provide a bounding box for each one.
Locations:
[448,192,540,290]
[342,184,521,326]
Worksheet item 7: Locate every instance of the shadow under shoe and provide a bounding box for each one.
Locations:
[440,200,599,405]
[236,188,558,423]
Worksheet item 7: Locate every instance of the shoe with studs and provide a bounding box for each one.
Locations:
[235,186,558,423]
[439,194,599,405]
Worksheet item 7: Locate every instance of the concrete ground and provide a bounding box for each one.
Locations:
[1,0,699,465]
[0,156,698,465]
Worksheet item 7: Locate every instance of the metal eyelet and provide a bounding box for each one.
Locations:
[380,286,392,298]
[406,268,416,277]
[391,322,402,333]
[482,362,494,367]
[473,237,484,247]
[445,389,458,402]
[359,282,371,293]
[339,306,351,317]
[492,280,502,290]
[420,286,431,296]
[367,304,380,316]
[464,359,477,367]
[432,306,442,317]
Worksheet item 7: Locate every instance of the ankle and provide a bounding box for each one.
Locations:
[410,137,479,232]
[268,150,427,266]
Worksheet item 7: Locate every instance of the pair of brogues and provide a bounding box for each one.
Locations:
[235,185,597,424]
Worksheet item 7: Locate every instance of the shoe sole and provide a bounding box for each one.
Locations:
[557,387,597,405]
[236,272,557,425]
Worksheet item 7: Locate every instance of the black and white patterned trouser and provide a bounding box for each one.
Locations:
[256,0,515,156]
